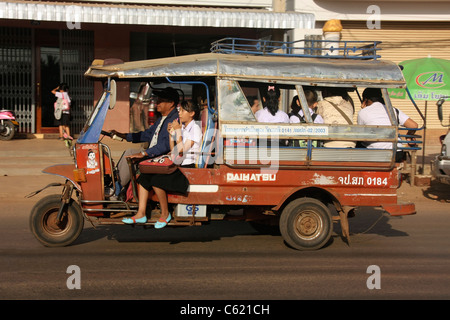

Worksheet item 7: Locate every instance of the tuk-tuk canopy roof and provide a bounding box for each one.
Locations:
[84,53,406,88]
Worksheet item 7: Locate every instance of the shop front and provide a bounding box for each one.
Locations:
[0,1,315,135]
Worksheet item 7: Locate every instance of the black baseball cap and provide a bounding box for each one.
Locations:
[154,87,179,105]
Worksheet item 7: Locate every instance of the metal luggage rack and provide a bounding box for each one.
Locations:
[211,37,382,60]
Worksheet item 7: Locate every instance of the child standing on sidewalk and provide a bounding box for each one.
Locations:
[52,83,73,140]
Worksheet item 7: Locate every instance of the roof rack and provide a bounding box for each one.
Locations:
[211,37,382,60]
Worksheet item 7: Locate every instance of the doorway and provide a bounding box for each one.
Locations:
[36,30,61,133]
[0,27,93,134]
[39,46,61,130]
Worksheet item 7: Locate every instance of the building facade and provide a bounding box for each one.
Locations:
[294,0,450,144]
[0,0,314,134]
[1,0,449,144]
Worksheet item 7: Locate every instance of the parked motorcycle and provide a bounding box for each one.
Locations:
[0,109,19,141]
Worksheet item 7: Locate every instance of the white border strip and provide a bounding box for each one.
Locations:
[187,185,219,193]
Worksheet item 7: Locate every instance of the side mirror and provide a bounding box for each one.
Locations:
[437,102,443,122]
[437,96,450,127]
[109,79,117,109]
[437,98,445,122]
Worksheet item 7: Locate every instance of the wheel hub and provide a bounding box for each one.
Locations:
[295,211,321,239]
[43,210,69,234]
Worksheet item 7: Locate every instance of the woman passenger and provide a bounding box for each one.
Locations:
[255,85,289,123]
[316,88,355,148]
[288,91,323,147]
[289,91,324,124]
[122,101,202,228]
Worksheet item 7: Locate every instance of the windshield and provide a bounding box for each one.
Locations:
[77,90,109,144]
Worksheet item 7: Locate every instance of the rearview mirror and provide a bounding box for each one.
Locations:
[437,103,443,122]
[436,97,450,127]
[437,98,445,121]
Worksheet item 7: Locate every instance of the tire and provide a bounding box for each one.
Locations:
[30,194,84,247]
[0,120,15,141]
[279,197,332,250]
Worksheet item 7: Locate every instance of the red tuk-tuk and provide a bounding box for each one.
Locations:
[29,38,417,250]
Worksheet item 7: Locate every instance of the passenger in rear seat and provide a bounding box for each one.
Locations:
[255,85,289,146]
[122,101,202,229]
[357,88,418,161]
[316,87,355,148]
[289,90,323,147]
[255,85,289,123]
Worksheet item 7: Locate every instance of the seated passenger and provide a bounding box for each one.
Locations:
[247,95,260,114]
[316,88,355,148]
[289,91,324,124]
[357,88,418,161]
[122,101,202,228]
[289,90,323,147]
[255,85,289,123]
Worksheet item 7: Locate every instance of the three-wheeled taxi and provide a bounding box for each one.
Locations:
[29,38,418,250]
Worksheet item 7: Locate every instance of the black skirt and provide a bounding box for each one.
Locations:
[58,113,70,126]
[137,168,189,194]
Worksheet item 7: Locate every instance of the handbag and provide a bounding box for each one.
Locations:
[138,155,177,174]
[54,97,69,120]
[54,98,63,120]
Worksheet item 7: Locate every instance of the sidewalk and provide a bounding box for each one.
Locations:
[0,135,134,177]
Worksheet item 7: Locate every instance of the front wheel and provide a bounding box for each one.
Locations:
[279,198,332,250]
[30,194,84,247]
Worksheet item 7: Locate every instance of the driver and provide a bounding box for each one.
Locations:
[109,87,179,196]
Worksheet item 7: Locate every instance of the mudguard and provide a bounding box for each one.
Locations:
[25,164,82,198]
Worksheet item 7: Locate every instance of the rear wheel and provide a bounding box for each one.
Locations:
[30,194,84,247]
[0,120,15,141]
[279,198,332,250]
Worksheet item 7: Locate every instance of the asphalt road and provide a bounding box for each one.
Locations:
[1,138,450,306]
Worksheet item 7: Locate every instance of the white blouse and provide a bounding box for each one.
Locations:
[181,120,202,166]
[255,107,290,123]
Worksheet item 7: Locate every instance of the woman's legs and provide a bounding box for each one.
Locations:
[134,184,149,219]
[58,125,64,139]
[153,186,169,221]
[123,184,171,226]
[64,125,71,138]
[121,184,149,224]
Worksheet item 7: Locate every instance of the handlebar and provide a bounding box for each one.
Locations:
[101,130,123,141]
[101,130,113,137]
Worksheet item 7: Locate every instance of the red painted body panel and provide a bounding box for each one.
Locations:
[165,166,401,210]
[75,143,104,211]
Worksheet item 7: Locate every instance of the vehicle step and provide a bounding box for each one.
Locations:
[97,217,203,226]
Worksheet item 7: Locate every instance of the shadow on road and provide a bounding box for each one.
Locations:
[421,180,450,203]
[335,206,409,238]
[71,207,409,247]
[73,220,280,246]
